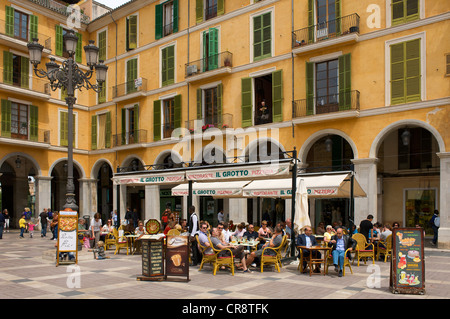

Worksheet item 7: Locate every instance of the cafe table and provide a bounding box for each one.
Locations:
[231,239,259,253]
[298,245,331,276]
[125,234,140,254]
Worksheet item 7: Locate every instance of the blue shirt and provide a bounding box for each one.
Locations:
[336,237,345,251]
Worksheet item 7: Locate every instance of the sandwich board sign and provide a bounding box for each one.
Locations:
[56,209,78,266]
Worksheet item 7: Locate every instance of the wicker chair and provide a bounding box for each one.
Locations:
[208,237,235,275]
[352,233,375,266]
[377,234,393,262]
[325,248,353,276]
[114,234,130,255]
[104,228,117,251]
[167,229,181,236]
[260,235,286,273]
[196,235,215,271]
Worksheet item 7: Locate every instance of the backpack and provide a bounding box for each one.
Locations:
[434,217,440,228]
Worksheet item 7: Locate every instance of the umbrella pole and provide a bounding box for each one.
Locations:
[291,148,297,258]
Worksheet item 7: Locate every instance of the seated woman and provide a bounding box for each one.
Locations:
[323,225,336,243]
[164,221,177,235]
[232,222,246,239]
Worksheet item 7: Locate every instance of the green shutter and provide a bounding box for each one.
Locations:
[5,6,14,37]
[217,0,224,16]
[128,15,137,50]
[217,83,223,127]
[105,112,111,148]
[121,108,126,144]
[98,30,106,61]
[338,53,351,110]
[155,3,163,40]
[197,88,202,120]
[272,70,283,122]
[60,111,68,146]
[98,83,106,103]
[174,94,182,132]
[335,0,341,35]
[196,0,203,23]
[173,0,179,33]
[3,51,13,85]
[208,28,219,70]
[306,62,314,115]
[241,77,253,127]
[55,25,63,57]
[253,12,271,61]
[21,56,29,89]
[30,15,38,40]
[1,99,11,137]
[29,105,38,142]
[307,0,314,43]
[76,33,82,63]
[202,31,208,72]
[134,104,139,139]
[391,42,405,105]
[126,58,137,93]
[153,100,161,141]
[392,0,419,26]
[162,46,174,86]
[91,115,97,150]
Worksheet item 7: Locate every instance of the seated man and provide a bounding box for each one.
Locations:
[296,226,321,273]
[328,227,356,277]
[210,227,250,273]
[246,225,283,269]
[198,222,212,255]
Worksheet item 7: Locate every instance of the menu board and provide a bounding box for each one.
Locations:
[390,228,425,294]
[138,238,165,281]
[165,236,190,281]
[56,209,78,266]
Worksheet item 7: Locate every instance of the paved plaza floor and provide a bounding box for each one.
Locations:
[0,229,449,303]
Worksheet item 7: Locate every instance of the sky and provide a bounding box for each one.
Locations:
[94,0,132,9]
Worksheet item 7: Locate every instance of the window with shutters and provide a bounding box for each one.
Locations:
[197,84,222,128]
[98,29,107,61]
[202,28,219,72]
[316,0,337,38]
[10,102,28,140]
[389,38,421,105]
[392,0,419,26]
[126,57,138,93]
[252,11,272,61]
[156,1,179,39]
[6,53,29,89]
[126,14,138,51]
[163,98,175,139]
[161,45,175,87]
[1,100,38,141]
[122,105,139,145]
[92,112,111,150]
[59,110,77,147]
[196,0,224,24]
[14,10,28,41]
[316,59,339,113]
[98,81,106,104]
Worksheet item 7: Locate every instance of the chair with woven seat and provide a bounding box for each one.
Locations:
[167,229,181,236]
[105,228,117,251]
[325,248,353,276]
[208,237,235,276]
[260,235,286,273]
[196,235,215,271]
[352,233,375,266]
[377,234,392,262]
[114,234,130,255]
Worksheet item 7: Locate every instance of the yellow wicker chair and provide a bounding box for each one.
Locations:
[325,248,353,276]
[377,234,393,262]
[105,228,117,251]
[352,233,375,266]
[114,234,130,255]
[208,237,235,276]
[196,235,215,271]
[260,235,286,273]
[167,229,181,236]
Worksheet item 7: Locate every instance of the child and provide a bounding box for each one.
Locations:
[28,219,38,238]
[94,241,109,260]
[19,214,27,238]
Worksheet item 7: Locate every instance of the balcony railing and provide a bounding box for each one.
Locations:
[292,13,360,48]
[112,78,147,99]
[185,51,232,78]
[293,90,360,118]
[0,128,50,144]
[113,129,147,147]
[0,17,52,50]
[29,0,90,24]
[1,67,50,95]
[185,113,233,133]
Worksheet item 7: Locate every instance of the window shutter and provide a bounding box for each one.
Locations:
[208,28,219,70]
[391,42,405,105]
[306,62,314,115]
[202,31,208,72]
[338,53,351,110]
[217,0,224,16]
[253,13,271,61]
[162,46,174,86]
[217,83,223,127]
[126,58,137,93]
[98,83,106,103]
[121,108,126,144]
[98,30,106,61]
[405,39,421,103]
[21,56,29,89]
[335,0,341,35]
[196,0,203,24]
[29,105,38,142]
[262,13,272,58]
[174,94,182,132]
[30,15,38,40]
[173,0,179,33]
[105,111,111,148]
[241,77,253,127]
[91,115,97,150]
[153,100,161,141]
[392,0,419,26]
[76,32,82,63]
[5,6,14,37]
[128,15,137,50]
[60,111,68,146]
[1,99,11,137]
[155,3,163,40]
[197,88,202,120]
[134,104,139,136]
[253,15,262,59]
[55,25,63,57]
[307,0,314,43]
[3,51,13,85]
[272,70,283,122]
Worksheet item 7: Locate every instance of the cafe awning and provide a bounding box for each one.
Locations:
[171,180,252,197]
[242,173,366,198]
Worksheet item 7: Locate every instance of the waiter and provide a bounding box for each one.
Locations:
[188,206,200,266]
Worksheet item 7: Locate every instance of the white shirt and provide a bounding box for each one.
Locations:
[90,218,102,232]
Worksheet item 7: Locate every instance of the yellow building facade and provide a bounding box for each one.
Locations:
[0,0,449,246]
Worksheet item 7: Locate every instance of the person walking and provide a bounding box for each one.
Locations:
[430,210,440,246]
[0,211,5,239]
[39,208,49,237]
[3,209,10,233]
[19,214,27,238]
[188,206,200,266]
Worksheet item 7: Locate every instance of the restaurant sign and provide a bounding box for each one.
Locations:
[172,188,242,197]
[307,188,338,196]
[115,173,185,185]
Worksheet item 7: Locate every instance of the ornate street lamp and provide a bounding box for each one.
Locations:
[28,31,108,211]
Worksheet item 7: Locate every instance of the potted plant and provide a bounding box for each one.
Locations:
[224,57,231,67]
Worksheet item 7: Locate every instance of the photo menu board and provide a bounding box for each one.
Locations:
[56,209,78,266]
[390,228,425,295]
[165,235,190,281]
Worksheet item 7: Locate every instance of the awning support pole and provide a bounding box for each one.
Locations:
[291,147,297,257]
[349,164,355,231]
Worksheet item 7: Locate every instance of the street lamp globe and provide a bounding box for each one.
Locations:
[63,30,79,56]
[84,40,99,67]
[45,58,59,82]
[95,60,108,83]
[27,38,44,66]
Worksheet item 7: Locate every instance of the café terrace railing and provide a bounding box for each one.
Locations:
[185,51,232,78]
[292,90,360,118]
[112,78,147,99]
[292,13,360,48]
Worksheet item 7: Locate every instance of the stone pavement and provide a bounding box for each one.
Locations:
[0,229,449,301]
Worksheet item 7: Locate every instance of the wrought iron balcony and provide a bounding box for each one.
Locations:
[113,129,147,147]
[292,13,360,49]
[0,17,52,50]
[292,90,360,118]
[0,128,50,144]
[185,51,232,79]
[0,67,51,98]
[112,78,147,99]
[185,113,233,134]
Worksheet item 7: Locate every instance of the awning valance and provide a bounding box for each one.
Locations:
[171,181,252,197]
[113,171,185,186]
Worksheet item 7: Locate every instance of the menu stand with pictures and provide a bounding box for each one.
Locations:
[137,219,165,281]
[56,209,79,267]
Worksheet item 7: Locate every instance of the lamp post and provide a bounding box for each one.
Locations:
[28,31,108,211]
